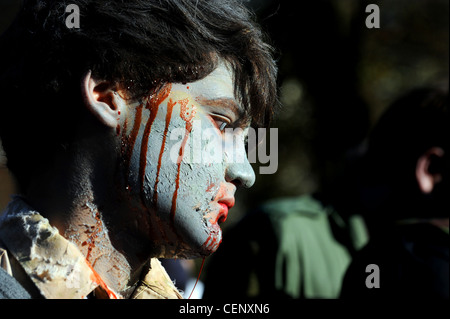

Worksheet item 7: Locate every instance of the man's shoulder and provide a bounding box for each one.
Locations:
[258,194,328,219]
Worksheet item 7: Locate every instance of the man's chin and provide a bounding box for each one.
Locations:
[199,223,223,255]
[157,225,223,259]
[183,224,223,258]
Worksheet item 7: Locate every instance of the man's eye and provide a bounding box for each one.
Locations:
[212,114,231,132]
[218,121,227,131]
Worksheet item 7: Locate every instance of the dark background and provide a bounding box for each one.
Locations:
[0,0,449,293]
[239,0,449,223]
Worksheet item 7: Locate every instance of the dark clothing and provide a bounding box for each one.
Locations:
[340,223,449,298]
[0,267,31,299]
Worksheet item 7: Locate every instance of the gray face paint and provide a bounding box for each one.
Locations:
[120,61,255,258]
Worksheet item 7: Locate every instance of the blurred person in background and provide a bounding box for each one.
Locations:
[203,132,370,299]
[203,1,373,297]
[340,86,449,299]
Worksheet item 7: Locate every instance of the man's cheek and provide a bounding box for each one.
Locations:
[176,162,222,209]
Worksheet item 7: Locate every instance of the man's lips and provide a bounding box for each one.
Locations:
[217,203,228,224]
[216,198,234,224]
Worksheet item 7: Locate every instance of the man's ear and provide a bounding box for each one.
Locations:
[81,71,125,128]
[416,147,445,194]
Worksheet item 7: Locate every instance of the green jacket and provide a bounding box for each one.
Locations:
[203,195,368,299]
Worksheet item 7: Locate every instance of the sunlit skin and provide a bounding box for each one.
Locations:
[120,61,256,258]
[25,60,256,297]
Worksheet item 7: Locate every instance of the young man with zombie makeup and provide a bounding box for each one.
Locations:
[0,0,278,299]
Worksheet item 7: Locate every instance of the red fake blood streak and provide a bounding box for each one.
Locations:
[83,210,103,267]
[139,84,172,204]
[188,257,205,299]
[170,98,196,223]
[202,232,222,252]
[85,261,118,299]
[153,98,176,205]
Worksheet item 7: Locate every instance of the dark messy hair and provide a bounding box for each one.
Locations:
[360,86,450,209]
[0,0,278,190]
[358,86,449,221]
[366,87,449,177]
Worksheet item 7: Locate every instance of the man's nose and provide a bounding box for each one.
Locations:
[225,158,256,188]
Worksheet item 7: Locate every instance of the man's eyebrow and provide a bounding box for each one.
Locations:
[197,97,243,116]
[197,96,252,126]
[196,97,250,124]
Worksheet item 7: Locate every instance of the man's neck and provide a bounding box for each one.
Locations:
[23,135,146,298]
[64,197,137,297]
